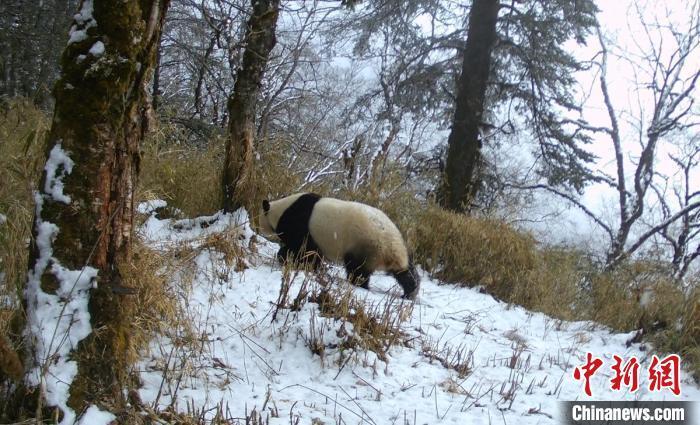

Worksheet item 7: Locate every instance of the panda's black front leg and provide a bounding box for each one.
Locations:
[302,251,323,271]
[278,244,323,271]
[352,272,371,290]
[276,245,290,264]
[344,253,371,290]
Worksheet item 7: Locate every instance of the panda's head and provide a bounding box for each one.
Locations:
[259,199,280,242]
[258,193,309,242]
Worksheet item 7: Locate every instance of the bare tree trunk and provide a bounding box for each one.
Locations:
[438,0,499,212]
[222,0,280,213]
[153,33,163,113]
[193,27,221,119]
[654,147,700,280]
[0,0,80,108]
[17,0,169,421]
[596,21,700,271]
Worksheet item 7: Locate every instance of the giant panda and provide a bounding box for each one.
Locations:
[259,193,419,299]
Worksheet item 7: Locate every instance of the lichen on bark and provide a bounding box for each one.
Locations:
[17,0,170,420]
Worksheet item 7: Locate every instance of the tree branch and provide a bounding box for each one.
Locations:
[507,183,614,241]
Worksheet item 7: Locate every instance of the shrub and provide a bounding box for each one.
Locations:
[139,130,224,217]
[0,99,48,306]
[412,205,540,303]
[0,99,49,399]
[246,135,307,229]
[650,286,700,381]
[522,246,591,320]
[588,261,685,333]
[0,100,48,418]
[680,289,700,379]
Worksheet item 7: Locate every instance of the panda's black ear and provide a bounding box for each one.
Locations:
[262,199,270,213]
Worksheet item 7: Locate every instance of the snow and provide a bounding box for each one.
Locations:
[0,213,6,225]
[43,144,74,204]
[67,0,96,46]
[139,209,250,248]
[76,405,116,425]
[25,142,98,425]
[136,199,168,215]
[88,41,105,57]
[68,28,89,45]
[135,202,700,424]
[73,0,94,26]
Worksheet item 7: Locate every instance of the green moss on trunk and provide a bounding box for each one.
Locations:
[19,0,170,419]
[222,0,280,213]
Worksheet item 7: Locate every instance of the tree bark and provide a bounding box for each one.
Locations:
[438,0,499,212]
[153,32,163,113]
[19,0,169,420]
[222,0,281,213]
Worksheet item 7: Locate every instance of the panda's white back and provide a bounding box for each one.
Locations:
[309,198,409,271]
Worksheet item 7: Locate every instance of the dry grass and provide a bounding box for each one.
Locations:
[119,241,188,364]
[272,258,413,368]
[586,261,685,333]
[0,99,48,400]
[139,130,225,218]
[63,239,193,417]
[406,203,699,379]
[110,224,249,423]
[0,98,48,312]
[412,205,540,303]
[2,97,700,420]
[524,247,591,320]
[139,131,312,230]
[421,338,474,379]
[311,283,412,363]
[246,135,315,229]
[271,262,412,365]
[649,286,700,380]
[680,289,700,379]
[0,335,23,382]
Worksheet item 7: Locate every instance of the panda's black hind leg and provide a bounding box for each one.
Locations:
[344,253,371,290]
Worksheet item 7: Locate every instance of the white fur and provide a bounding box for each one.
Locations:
[261,194,409,272]
[259,193,305,242]
[310,198,409,271]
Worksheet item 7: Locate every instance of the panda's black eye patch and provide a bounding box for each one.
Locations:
[262,199,270,212]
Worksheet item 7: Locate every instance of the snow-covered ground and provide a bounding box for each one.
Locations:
[136,204,700,424]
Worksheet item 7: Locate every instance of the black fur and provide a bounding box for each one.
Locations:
[392,261,420,299]
[343,253,371,289]
[275,193,323,266]
[272,192,420,299]
[345,252,420,299]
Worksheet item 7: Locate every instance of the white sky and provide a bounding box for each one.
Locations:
[524,0,700,256]
[278,1,699,258]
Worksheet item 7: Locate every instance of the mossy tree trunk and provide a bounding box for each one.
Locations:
[437,0,500,213]
[222,0,281,213]
[18,0,169,420]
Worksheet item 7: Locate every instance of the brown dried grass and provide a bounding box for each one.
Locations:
[412,205,540,302]
[139,131,224,218]
[0,99,48,395]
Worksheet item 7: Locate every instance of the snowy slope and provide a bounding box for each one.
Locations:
[136,205,700,424]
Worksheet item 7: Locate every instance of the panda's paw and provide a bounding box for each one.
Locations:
[276,246,289,264]
[402,289,419,301]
